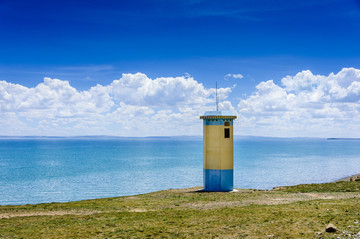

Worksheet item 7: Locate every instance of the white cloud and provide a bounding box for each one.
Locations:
[2,68,360,137]
[218,100,235,111]
[108,73,232,107]
[225,73,244,80]
[237,68,360,137]
[232,74,244,79]
[0,74,233,136]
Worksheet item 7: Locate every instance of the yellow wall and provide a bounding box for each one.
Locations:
[203,125,233,170]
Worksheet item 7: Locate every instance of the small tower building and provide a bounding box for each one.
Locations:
[200,111,237,191]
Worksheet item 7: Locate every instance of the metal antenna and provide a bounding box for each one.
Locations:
[216,81,219,111]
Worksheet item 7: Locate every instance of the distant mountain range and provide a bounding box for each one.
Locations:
[327,138,360,140]
[0,135,359,140]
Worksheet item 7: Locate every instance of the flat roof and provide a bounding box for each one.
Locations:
[200,111,237,119]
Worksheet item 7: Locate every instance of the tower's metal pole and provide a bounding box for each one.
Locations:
[216,81,219,111]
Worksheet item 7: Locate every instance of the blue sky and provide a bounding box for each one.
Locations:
[1,0,360,137]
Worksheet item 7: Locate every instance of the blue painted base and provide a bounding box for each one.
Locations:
[203,169,233,191]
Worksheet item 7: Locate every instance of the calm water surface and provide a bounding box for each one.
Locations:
[1,137,360,205]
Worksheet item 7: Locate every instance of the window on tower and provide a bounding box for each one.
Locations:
[224,128,230,138]
[224,122,230,126]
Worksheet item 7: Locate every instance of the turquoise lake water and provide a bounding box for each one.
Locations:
[1,137,360,205]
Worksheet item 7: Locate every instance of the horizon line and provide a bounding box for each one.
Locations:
[0,135,359,140]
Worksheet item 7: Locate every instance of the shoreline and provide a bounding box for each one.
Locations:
[1,173,359,206]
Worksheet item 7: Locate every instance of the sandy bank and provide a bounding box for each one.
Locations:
[334,174,360,182]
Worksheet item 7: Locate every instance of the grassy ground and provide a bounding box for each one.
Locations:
[1,181,360,238]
